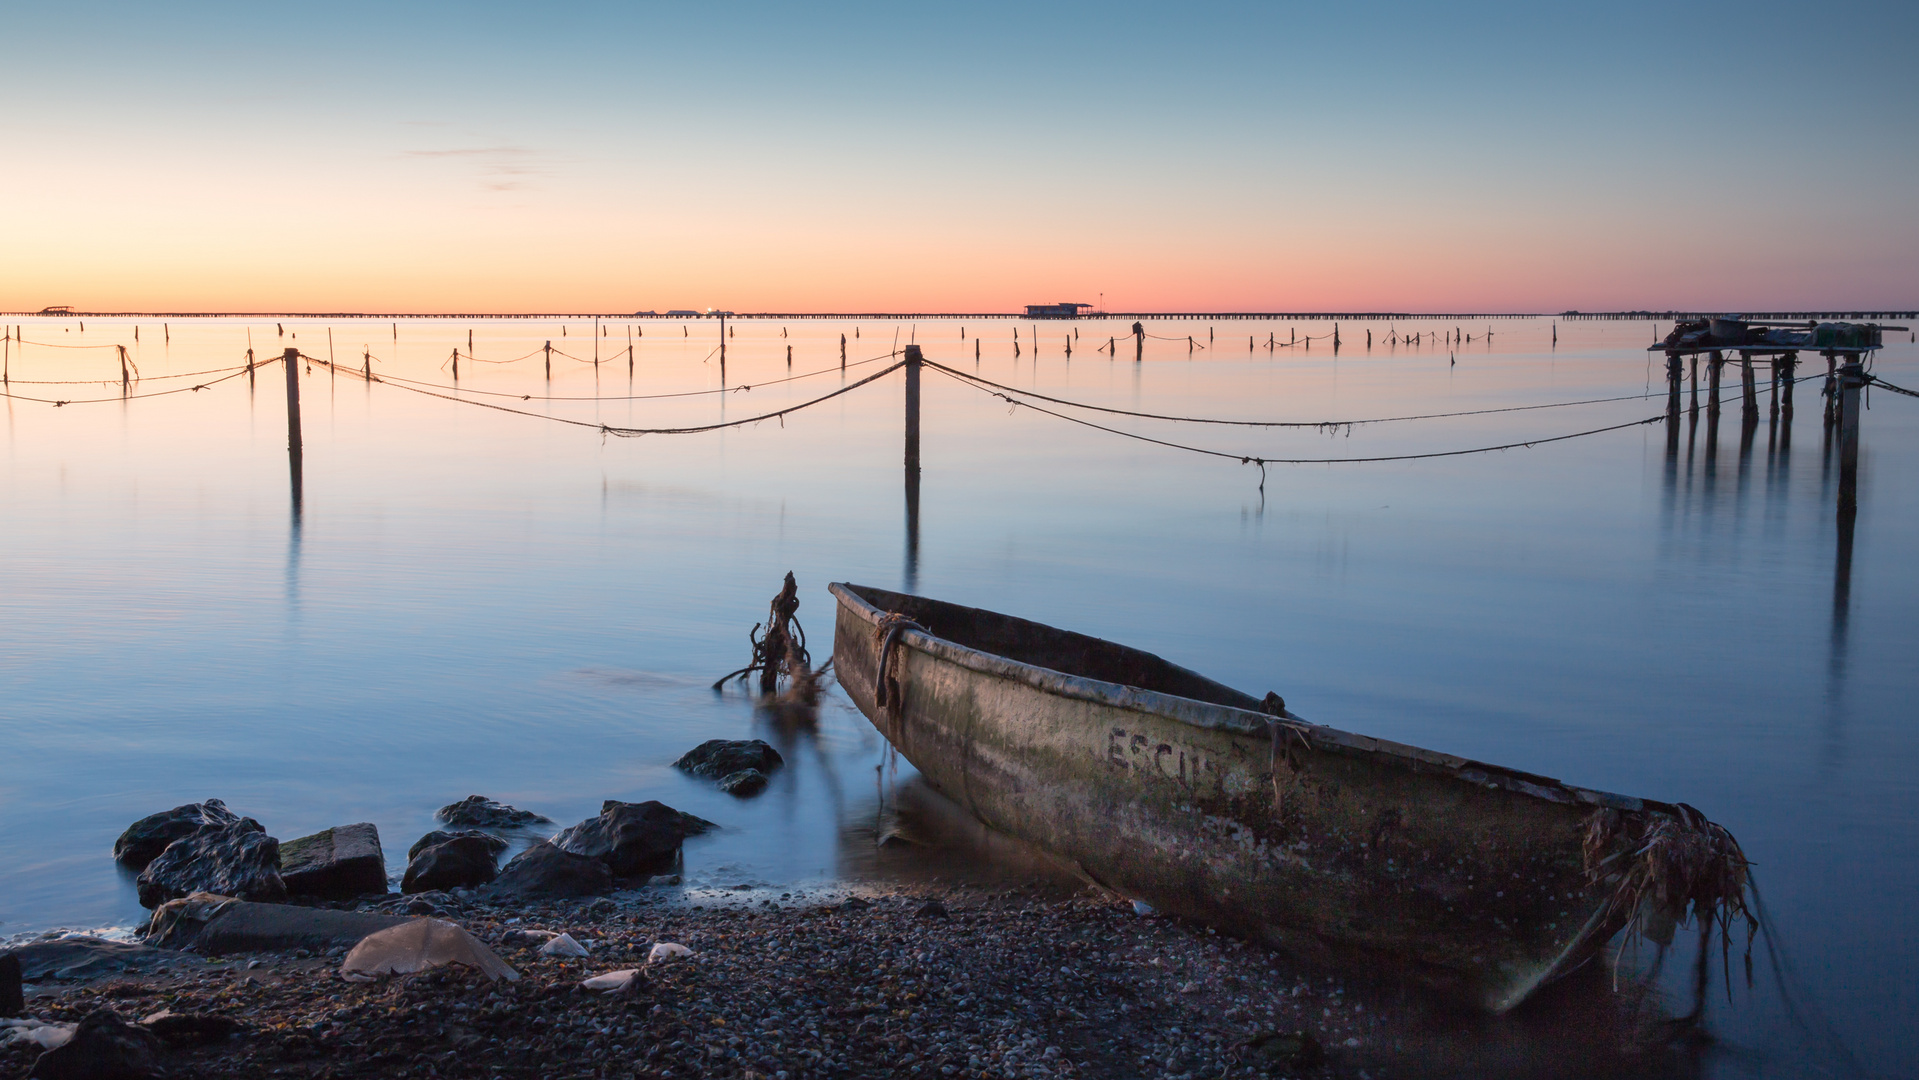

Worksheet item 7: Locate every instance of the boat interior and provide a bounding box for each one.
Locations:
[839,584,1268,713]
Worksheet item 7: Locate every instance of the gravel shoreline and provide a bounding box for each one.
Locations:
[4,880,1700,1080]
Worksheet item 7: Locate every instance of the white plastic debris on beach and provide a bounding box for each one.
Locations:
[581,968,641,992]
[646,942,692,964]
[0,1019,76,1050]
[538,932,589,957]
[339,919,519,982]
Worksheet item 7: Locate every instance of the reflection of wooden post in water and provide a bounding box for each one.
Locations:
[903,346,923,593]
[1837,359,1863,514]
[283,348,303,518]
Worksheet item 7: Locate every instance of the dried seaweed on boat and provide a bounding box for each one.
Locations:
[1584,803,1756,1008]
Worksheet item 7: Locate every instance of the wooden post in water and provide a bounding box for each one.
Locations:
[903,345,923,594]
[840,333,847,369]
[1133,322,1144,363]
[283,348,303,518]
[903,344,923,481]
[451,348,459,382]
[1780,352,1797,430]
[1837,357,1863,514]
[118,345,130,395]
[1740,353,1758,420]
[1707,350,1723,418]
[544,341,552,381]
[1823,353,1837,430]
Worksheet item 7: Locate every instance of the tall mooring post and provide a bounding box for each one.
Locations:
[282,348,304,518]
[1665,353,1683,453]
[1133,322,1144,363]
[902,345,923,593]
[1837,358,1864,514]
[1740,352,1758,421]
[903,345,922,476]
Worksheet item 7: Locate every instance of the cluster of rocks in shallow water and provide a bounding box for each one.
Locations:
[103,739,787,915]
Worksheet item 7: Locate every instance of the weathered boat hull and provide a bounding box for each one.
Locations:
[831,583,1671,1013]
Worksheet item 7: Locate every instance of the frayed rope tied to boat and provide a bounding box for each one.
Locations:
[872,613,927,714]
[1259,693,1312,814]
[1584,803,1757,1002]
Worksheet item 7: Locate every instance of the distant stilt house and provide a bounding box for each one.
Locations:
[1025,302,1093,319]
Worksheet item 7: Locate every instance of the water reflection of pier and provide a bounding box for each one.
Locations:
[1651,317,1900,693]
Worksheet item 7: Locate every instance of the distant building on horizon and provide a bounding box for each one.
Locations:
[1025,302,1092,319]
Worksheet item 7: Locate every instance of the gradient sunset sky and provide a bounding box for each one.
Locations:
[5,0,1914,314]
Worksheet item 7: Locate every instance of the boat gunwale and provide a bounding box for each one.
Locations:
[830,581,1657,816]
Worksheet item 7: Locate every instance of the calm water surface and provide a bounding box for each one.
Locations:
[2,316,1913,1078]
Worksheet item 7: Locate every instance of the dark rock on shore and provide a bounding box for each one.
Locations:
[25,1008,161,1079]
[673,738,783,779]
[111,799,240,871]
[716,768,769,796]
[145,896,408,955]
[486,842,612,898]
[279,823,387,900]
[0,953,22,1017]
[135,819,284,908]
[403,831,507,894]
[434,796,553,832]
[140,1011,241,1048]
[0,939,177,983]
[552,801,692,877]
[408,829,509,862]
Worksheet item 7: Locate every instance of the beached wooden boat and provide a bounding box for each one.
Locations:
[830,582,1748,1014]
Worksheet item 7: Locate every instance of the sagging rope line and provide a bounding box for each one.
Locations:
[1866,374,1919,398]
[2,362,251,386]
[397,351,900,402]
[925,359,1788,429]
[443,347,549,366]
[300,353,909,437]
[2,337,124,350]
[928,365,1663,467]
[0,365,255,406]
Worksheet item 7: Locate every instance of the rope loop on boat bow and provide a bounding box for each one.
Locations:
[872,613,927,714]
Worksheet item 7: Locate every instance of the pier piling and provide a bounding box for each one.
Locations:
[283,348,303,518]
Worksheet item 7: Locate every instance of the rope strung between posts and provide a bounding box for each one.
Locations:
[1,338,124,350]
[441,347,550,366]
[924,359,1782,429]
[928,364,1664,476]
[0,362,259,386]
[399,350,901,402]
[0,365,256,406]
[300,353,909,437]
[1866,374,1919,398]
